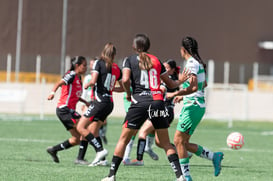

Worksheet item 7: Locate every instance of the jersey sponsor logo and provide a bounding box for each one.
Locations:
[139,91,152,96]
[181,123,186,129]
[76,90,82,97]
[147,105,169,119]
[128,123,136,127]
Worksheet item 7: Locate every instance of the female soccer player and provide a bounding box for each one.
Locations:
[81,58,108,146]
[102,34,189,181]
[127,59,180,165]
[77,43,122,167]
[46,56,89,163]
[167,36,224,181]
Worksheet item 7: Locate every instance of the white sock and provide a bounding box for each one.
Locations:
[180,163,190,177]
[123,139,134,161]
[145,135,154,151]
[200,147,214,160]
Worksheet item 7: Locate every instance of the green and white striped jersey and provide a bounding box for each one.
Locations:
[182,57,206,108]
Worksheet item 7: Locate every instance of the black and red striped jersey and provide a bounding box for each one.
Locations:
[122,53,167,102]
[57,70,82,110]
[92,59,122,102]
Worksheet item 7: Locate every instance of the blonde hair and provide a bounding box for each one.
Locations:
[100,42,116,69]
[139,52,153,70]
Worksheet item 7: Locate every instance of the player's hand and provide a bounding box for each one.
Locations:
[47,94,54,100]
[126,94,131,102]
[173,96,183,103]
[166,92,176,100]
[179,68,191,83]
[84,84,89,89]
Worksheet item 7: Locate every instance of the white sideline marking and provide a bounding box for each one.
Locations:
[261,131,273,135]
[220,147,272,153]
[0,137,116,146]
[0,137,55,143]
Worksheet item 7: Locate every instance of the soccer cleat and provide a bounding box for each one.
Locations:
[90,149,108,166]
[184,175,193,181]
[89,159,109,167]
[212,152,224,176]
[97,160,109,166]
[74,159,89,165]
[46,147,59,163]
[145,149,159,160]
[101,175,116,181]
[122,158,131,165]
[129,159,144,166]
[176,175,186,181]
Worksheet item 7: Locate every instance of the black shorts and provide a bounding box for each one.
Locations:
[124,100,169,129]
[83,101,113,122]
[165,104,174,125]
[56,107,81,130]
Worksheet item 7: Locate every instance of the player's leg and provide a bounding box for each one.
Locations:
[122,130,138,165]
[86,120,109,166]
[174,130,192,181]
[102,125,137,181]
[131,120,158,165]
[47,108,81,163]
[74,135,89,165]
[156,128,184,180]
[186,142,223,176]
[99,119,108,144]
[77,116,108,165]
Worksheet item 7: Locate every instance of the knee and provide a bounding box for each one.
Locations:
[70,137,80,145]
[174,137,187,147]
[76,124,83,135]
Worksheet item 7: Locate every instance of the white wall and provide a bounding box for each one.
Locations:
[0,83,272,121]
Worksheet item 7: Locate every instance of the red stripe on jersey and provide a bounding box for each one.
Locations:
[57,71,82,109]
[71,118,77,124]
[124,120,128,128]
[89,116,95,122]
[147,54,164,101]
[109,63,122,102]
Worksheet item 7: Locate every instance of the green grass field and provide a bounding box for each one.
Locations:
[0,116,273,181]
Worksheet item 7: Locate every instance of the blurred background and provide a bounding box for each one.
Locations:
[0,0,272,122]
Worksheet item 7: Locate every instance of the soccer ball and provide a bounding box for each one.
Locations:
[226,132,244,150]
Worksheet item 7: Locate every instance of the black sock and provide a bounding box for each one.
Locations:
[109,156,122,177]
[52,140,72,151]
[168,153,183,178]
[85,133,103,152]
[136,138,146,161]
[77,140,88,160]
[96,137,105,160]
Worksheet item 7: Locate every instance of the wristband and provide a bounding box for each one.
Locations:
[50,91,55,95]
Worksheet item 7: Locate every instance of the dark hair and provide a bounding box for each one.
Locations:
[133,34,153,70]
[100,42,116,70]
[182,36,206,73]
[133,34,150,53]
[70,56,86,71]
[166,59,180,78]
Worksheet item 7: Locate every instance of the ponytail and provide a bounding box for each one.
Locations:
[100,42,116,70]
[139,52,153,70]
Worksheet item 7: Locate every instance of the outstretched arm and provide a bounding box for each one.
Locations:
[47,79,66,100]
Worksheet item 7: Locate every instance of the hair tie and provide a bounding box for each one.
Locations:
[72,56,78,65]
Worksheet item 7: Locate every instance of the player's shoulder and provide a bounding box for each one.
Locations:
[187,57,199,65]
